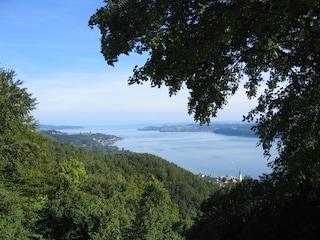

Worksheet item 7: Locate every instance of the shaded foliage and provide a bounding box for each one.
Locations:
[2,68,202,239]
[89,0,320,188]
[90,1,320,238]
[5,0,320,234]
[188,175,320,240]
[106,152,217,223]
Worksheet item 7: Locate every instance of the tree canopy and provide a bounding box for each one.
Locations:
[0,68,41,184]
[0,68,37,134]
[1,67,217,238]
[90,2,320,237]
[89,0,320,182]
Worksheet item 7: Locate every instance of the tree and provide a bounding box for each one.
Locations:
[187,177,278,240]
[90,2,320,237]
[0,68,37,134]
[0,68,40,182]
[89,0,320,184]
[132,175,184,240]
[0,184,31,239]
[0,68,55,238]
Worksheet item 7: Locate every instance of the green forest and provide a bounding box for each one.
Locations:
[2,64,320,239]
[88,0,320,237]
[41,130,124,153]
[2,0,320,239]
[1,67,218,239]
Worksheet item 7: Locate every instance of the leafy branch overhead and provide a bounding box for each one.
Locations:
[89,0,320,178]
[89,0,319,122]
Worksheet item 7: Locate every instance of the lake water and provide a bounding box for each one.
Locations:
[63,124,274,179]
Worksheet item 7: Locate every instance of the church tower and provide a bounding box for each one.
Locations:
[239,170,243,182]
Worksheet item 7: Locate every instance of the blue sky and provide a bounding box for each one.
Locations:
[1,0,257,126]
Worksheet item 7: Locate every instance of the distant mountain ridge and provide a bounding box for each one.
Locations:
[39,124,83,130]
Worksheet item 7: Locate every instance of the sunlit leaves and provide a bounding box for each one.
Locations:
[133,175,184,240]
[58,158,88,189]
[0,185,31,239]
[0,67,211,239]
[0,68,41,183]
[0,68,37,134]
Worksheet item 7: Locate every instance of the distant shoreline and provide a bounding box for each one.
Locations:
[138,123,257,138]
[38,123,257,138]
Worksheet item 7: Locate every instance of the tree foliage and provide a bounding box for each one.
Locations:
[89,0,317,121]
[0,68,41,182]
[89,1,320,238]
[188,175,320,240]
[1,67,204,239]
[0,68,37,134]
[0,67,218,238]
[42,130,123,153]
[89,0,320,171]
[2,0,320,236]
[132,175,184,240]
[0,185,31,239]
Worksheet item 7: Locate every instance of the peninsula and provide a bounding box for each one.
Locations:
[138,123,257,138]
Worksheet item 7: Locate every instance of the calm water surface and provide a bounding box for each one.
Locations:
[65,124,273,179]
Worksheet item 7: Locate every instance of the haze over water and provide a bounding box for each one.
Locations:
[65,123,273,179]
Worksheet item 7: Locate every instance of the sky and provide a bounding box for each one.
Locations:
[0,0,258,126]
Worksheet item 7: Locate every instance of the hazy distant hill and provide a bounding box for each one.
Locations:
[139,123,257,138]
[39,124,83,130]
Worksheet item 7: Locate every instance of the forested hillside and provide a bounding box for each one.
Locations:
[2,0,320,238]
[42,130,124,153]
[0,68,215,239]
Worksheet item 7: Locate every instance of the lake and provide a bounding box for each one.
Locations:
[64,123,274,179]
